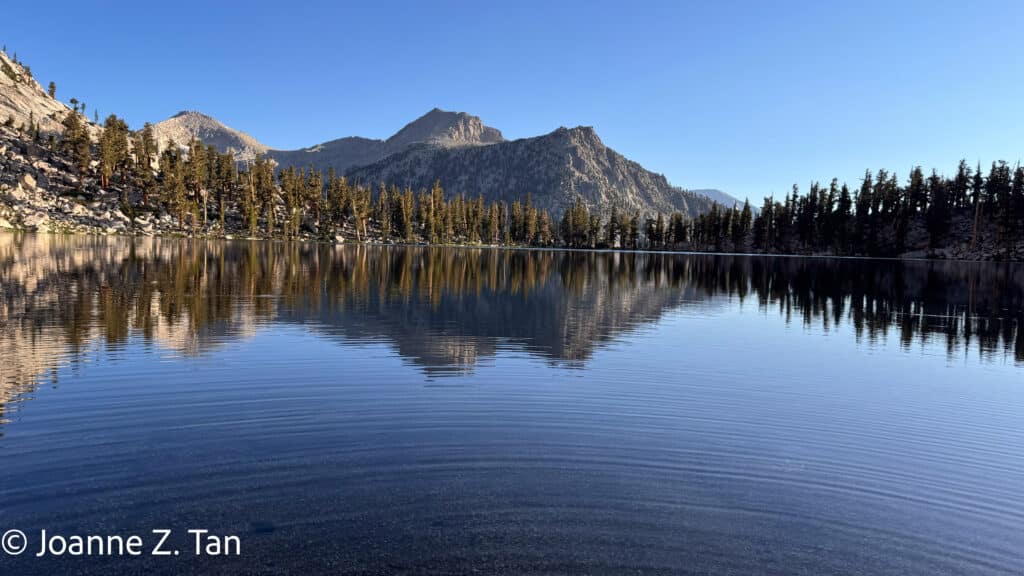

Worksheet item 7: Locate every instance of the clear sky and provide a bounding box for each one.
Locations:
[3,0,1022,201]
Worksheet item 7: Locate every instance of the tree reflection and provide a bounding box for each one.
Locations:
[1,234,1021,414]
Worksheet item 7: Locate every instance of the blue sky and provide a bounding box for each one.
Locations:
[3,0,1022,201]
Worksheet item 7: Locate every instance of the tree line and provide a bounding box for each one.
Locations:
[24,104,1024,257]
[559,162,1024,257]
[745,163,1024,257]
[29,109,556,246]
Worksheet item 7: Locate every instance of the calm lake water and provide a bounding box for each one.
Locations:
[1,233,1022,575]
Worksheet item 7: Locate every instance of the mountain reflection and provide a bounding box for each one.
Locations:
[1,233,1022,409]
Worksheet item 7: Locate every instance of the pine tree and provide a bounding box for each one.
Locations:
[952,160,971,209]
[61,110,91,187]
[644,216,657,249]
[1013,165,1024,242]
[185,138,208,226]
[970,162,984,249]
[306,167,324,237]
[669,212,686,248]
[537,210,552,246]
[428,181,445,243]
[349,184,371,242]
[402,188,417,243]
[99,114,129,190]
[215,152,236,230]
[279,167,298,238]
[908,166,927,213]
[987,161,1014,249]
[588,214,602,248]
[734,202,751,250]
[605,206,619,247]
[511,201,523,244]
[326,173,351,239]
[252,156,277,237]
[130,129,155,205]
[855,172,875,253]
[628,213,640,250]
[524,195,538,244]
[836,183,853,253]
[159,146,188,228]
[375,184,392,240]
[926,169,950,250]
[486,203,500,244]
[242,161,259,237]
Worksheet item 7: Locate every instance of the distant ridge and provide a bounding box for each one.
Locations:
[346,124,717,217]
[266,108,504,174]
[690,188,746,208]
[150,106,726,217]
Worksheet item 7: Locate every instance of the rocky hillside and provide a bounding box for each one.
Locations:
[347,126,717,216]
[0,123,169,236]
[151,110,268,162]
[0,50,88,136]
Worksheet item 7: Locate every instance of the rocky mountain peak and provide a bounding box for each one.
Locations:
[384,108,504,152]
[555,125,603,147]
[171,110,211,120]
[347,122,718,218]
[151,110,268,161]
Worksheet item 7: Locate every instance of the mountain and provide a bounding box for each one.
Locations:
[384,107,504,150]
[265,108,503,174]
[266,136,383,174]
[346,125,717,217]
[690,188,745,208]
[151,106,716,216]
[151,110,268,162]
[152,107,505,174]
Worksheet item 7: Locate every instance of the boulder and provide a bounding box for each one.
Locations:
[19,172,36,190]
[30,160,55,173]
[23,211,49,231]
[7,184,28,202]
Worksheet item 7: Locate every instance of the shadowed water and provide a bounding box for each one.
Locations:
[0,233,1022,574]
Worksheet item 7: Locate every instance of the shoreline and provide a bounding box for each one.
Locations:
[2,229,1019,264]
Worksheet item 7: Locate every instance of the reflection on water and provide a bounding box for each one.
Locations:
[1,233,1023,575]
[2,233,1021,398]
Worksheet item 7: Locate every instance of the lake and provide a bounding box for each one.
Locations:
[1,233,1022,574]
